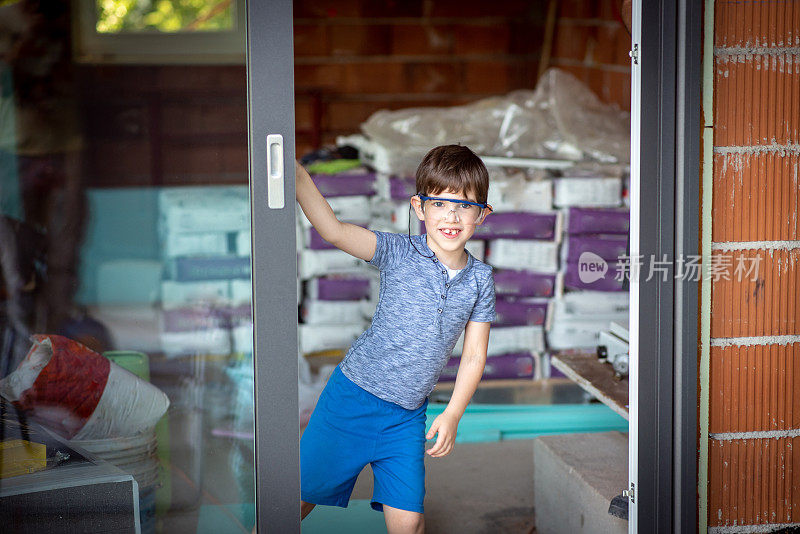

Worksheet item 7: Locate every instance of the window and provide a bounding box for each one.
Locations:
[73,0,245,63]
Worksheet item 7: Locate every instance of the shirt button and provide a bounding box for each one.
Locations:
[437,309,443,313]
[445,283,450,288]
[433,259,438,263]
[442,270,447,274]
[441,295,445,299]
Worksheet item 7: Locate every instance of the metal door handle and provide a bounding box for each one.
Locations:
[266,134,284,209]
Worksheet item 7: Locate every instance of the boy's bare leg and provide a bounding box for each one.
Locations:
[383,504,424,534]
[301,500,316,520]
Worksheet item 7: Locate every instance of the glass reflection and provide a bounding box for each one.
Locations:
[0,1,253,532]
[96,0,235,34]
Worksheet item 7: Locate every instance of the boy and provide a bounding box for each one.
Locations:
[296,144,495,533]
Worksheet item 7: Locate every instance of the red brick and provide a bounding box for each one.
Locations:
[391,25,453,56]
[156,66,245,92]
[552,21,593,61]
[360,0,424,18]
[329,25,392,56]
[453,25,511,55]
[294,64,346,91]
[592,24,632,67]
[597,0,621,20]
[161,144,246,179]
[294,0,362,19]
[710,248,800,338]
[553,63,592,86]
[326,98,475,132]
[161,102,246,136]
[464,62,511,94]
[407,63,460,93]
[341,63,406,93]
[218,144,248,174]
[163,145,224,177]
[87,140,150,186]
[295,98,316,131]
[584,67,607,102]
[709,344,800,433]
[557,0,599,19]
[324,101,385,131]
[294,24,329,57]
[296,139,315,159]
[714,55,800,147]
[428,0,531,18]
[509,19,547,55]
[709,438,800,527]
[78,65,159,97]
[320,132,341,147]
[714,0,800,48]
[711,153,800,243]
[599,69,631,111]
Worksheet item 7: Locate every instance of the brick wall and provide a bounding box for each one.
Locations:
[707,0,800,530]
[293,0,549,157]
[78,0,633,186]
[548,0,631,112]
[78,65,248,187]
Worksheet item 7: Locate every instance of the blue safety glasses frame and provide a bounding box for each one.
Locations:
[416,194,493,213]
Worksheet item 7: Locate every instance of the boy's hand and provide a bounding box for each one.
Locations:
[425,411,460,457]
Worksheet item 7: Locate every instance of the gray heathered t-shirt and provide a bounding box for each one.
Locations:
[339,231,496,410]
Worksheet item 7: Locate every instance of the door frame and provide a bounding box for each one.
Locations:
[247,0,300,531]
[630,0,702,532]
[244,0,704,530]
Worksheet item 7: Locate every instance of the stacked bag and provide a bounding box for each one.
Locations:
[297,168,379,361]
[152,158,630,386]
[298,161,631,382]
[545,175,631,375]
[157,186,255,358]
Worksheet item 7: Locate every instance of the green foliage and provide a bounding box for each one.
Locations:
[96,0,234,34]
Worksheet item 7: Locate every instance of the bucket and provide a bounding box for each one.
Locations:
[70,429,160,533]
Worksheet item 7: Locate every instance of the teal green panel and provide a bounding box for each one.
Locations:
[425,403,628,443]
[0,64,22,220]
[197,500,387,534]
[77,188,160,303]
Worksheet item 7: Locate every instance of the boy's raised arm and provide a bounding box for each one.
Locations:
[295,161,377,262]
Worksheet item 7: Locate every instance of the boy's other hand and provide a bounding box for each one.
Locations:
[425,411,459,457]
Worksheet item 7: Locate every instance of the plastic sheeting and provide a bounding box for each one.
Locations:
[359,68,630,176]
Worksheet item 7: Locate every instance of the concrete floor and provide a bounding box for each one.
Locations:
[351,440,537,534]
[153,370,594,533]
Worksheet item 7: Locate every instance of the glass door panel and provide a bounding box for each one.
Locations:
[0,1,261,532]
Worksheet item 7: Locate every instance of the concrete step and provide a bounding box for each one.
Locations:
[534,431,629,534]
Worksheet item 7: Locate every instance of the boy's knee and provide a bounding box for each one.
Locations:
[384,506,424,534]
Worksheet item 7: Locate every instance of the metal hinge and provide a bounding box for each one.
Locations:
[629,43,639,65]
[623,482,635,503]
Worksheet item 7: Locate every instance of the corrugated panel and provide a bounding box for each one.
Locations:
[715,0,800,48]
[710,248,800,338]
[714,54,800,147]
[709,437,800,527]
[711,153,800,242]
[710,343,800,433]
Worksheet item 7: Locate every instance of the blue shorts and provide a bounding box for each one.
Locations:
[300,366,428,513]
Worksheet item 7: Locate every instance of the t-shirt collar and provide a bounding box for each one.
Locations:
[415,234,475,279]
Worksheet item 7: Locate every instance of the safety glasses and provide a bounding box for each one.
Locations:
[417,194,493,225]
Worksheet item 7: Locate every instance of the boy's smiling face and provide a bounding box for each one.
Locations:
[411,188,484,267]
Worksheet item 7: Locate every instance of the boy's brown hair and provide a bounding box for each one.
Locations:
[415,145,490,204]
